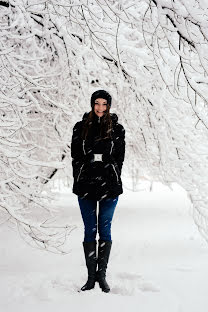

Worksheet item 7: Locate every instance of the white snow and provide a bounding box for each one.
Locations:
[1,180,208,312]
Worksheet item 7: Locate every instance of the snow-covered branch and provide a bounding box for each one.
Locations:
[1,0,208,247]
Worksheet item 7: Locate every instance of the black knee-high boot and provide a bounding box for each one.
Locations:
[96,240,112,293]
[81,241,97,291]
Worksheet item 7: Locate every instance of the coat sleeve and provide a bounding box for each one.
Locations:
[113,124,125,173]
[71,121,84,179]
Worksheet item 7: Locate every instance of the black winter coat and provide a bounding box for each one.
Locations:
[71,112,125,201]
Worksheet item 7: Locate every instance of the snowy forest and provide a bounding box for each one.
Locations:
[1,0,208,254]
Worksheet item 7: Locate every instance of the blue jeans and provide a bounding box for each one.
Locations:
[78,196,119,242]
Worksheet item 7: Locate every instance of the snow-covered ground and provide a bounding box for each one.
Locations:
[1,181,208,312]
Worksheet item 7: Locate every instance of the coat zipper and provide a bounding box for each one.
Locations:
[77,163,84,182]
[111,164,119,183]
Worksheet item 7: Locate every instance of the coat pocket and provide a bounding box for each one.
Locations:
[76,163,85,182]
[110,163,121,184]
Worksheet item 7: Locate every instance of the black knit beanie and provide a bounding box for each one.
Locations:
[91,90,112,108]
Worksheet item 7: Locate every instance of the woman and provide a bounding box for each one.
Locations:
[71,90,125,293]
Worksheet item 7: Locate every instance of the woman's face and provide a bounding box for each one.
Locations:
[94,98,108,117]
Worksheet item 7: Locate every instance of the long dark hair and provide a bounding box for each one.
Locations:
[81,104,113,141]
